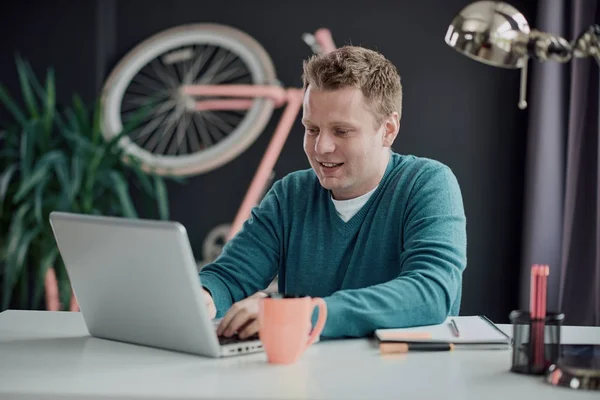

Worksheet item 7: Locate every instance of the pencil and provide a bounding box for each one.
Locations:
[450,319,460,337]
[379,342,454,354]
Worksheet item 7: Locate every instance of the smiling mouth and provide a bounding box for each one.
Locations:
[319,162,343,168]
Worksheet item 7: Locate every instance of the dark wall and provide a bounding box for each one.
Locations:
[0,0,537,323]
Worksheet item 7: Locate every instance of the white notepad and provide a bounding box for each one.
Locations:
[374,316,512,350]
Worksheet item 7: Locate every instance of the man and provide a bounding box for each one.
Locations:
[199,45,467,340]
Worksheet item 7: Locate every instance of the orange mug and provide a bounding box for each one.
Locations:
[258,294,327,364]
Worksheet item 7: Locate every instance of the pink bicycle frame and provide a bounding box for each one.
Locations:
[183,28,336,240]
[43,29,335,313]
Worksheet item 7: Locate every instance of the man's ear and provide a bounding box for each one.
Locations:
[382,112,400,147]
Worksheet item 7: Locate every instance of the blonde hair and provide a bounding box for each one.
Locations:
[302,45,402,125]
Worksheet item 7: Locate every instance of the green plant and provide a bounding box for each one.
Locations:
[0,57,175,311]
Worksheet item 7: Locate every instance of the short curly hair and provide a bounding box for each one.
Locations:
[302,45,402,125]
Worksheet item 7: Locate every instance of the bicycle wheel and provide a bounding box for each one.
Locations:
[101,23,277,176]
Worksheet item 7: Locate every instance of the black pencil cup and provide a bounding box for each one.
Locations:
[509,310,565,375]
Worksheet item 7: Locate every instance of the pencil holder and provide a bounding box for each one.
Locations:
[509,310,564,375]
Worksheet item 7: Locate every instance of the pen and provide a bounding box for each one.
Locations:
[450,319,460,337]
[377,332,432,341]
[379,342,454,354]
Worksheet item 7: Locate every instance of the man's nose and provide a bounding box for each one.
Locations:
[315,132,335,154]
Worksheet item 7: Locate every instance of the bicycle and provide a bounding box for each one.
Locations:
[100,24,336,253]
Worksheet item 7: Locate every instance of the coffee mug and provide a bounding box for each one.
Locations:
[258,294,327,364]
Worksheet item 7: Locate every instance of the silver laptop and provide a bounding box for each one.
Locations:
[48,211,263,358]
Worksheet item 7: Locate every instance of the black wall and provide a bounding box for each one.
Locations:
[0,0,538,322]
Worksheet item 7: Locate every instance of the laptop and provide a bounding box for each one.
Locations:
[48,211,263,358]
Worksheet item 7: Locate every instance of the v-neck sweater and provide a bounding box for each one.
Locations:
[199,152,467,338]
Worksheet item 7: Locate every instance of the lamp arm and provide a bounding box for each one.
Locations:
[524,25,600,66]
[525,30,573,63]
[573,24,600,65]
[511,25,600,110]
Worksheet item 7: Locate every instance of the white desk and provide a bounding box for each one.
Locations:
[1,310,599,400]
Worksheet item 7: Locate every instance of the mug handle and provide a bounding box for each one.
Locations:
[307,298,327,346]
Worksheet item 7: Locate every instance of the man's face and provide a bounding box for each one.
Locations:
[302,86,398,200]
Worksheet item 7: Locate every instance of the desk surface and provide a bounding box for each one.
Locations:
[1,310,599,400]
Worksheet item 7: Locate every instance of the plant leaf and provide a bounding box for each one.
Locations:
[91,100,102,145]
[0,149,19,160]
[70,150,83,203]
[42,67,56,137]
[72,94,90,134]
[83,147,106,194]
[60,127,97,153]
[52,154,69,196]
[13,227,40,276]
[108,171,138,218]
[19,121,38,178]
[0,84,27,126]
[16,56,39,119]
[21,55,47,102]
[154,175,169,220]
[1,203,32,310]
[0,164,18,210]
[13,151,63,203]
[165,174,187,184]
[34,176,50,224]
[129,159,155,197]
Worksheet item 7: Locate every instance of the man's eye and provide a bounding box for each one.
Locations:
[306,128,319,135]
[336,129,349,135]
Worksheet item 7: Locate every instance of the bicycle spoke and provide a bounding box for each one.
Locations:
[199,112,224,142]
[184,45,214,84]
[132,109,169,149]
[187,114,202,152]
[126,99,177,143]
[143,112,174,154]
[151,124,175,155]
[214,111,244,130]
[121,92,168,113]
[139,104,179,147]
[130,71,173,95]
[211,59,251,84]
[153,106,185,155]
[203,110,235,135]
[122,96,174,120]
[168,112,192,155]
[125,83,169,99]
[192,113,213,149]
[197,48,236,84]
[150,58,179,89]
[175,52,191,85]
[129,112,168,148]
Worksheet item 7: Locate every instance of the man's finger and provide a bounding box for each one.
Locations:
[216,304,239,336]
[238,319,259,339]
[222,308,252,337]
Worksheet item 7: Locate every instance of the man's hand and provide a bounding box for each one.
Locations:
[216,291,268,339]
[203,289,217,319]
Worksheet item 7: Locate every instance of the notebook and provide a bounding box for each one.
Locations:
[374,316,512,350]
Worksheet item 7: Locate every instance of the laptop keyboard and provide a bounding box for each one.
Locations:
[212,319,259,345]
[218,333,259,345]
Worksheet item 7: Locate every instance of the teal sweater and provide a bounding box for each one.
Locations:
[199,153,467,338]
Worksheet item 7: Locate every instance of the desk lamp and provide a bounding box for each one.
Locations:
[444,0,600,391]
[444,0,599,109]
